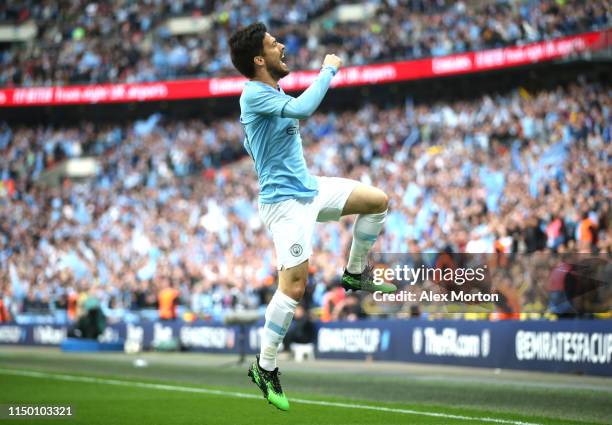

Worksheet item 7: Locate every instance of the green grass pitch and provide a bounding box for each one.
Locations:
[0,347,610,425]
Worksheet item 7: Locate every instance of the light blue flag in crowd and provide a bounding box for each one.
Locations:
[9,262,25,299]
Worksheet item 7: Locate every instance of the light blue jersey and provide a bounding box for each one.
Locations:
[239,66,337,204]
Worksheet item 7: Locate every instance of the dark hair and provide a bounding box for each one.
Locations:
[229,22,267,78]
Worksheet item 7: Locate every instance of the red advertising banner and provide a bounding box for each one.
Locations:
[0,30,609,107]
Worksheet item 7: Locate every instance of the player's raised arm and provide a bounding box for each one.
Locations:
[281,54,343,120]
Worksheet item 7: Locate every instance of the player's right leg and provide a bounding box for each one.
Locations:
[248,260,308,411]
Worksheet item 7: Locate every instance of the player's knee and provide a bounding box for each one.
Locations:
[285,279,306,301]
[373,191,389,213]
[280,267,308,301]
[280,259,309,301]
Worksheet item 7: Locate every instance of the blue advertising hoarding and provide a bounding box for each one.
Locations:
[1,320,610,376]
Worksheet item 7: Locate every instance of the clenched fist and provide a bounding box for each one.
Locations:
[322,54,342,70]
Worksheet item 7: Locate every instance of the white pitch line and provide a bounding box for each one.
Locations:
[0,368,543,425]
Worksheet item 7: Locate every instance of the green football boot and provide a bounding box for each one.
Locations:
[248,355,290,411]
[342,267,397,293]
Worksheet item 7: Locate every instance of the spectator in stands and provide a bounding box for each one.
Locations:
[0,291,11,323]
[333,294,367,321]
[577,212,598,252]
[69,286,106,339]
[158,278,180,321]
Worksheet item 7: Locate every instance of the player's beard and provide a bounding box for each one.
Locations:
[266,60,289,81]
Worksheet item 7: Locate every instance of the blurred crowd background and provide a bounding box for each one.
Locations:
[0,0,610,326]
[1,79,609,324]
[0,0,609,86]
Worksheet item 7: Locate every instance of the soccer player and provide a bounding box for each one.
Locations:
[229,23,396,411]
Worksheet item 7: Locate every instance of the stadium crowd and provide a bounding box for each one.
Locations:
[0,76,609,324]
[0,0,610,86]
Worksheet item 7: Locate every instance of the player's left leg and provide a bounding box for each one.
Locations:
[250,198,315,411]
[249,260,307,412]
[340,185,397,293]
[314,177,396,293]
[341,184,388,215]
[258,260,307,371]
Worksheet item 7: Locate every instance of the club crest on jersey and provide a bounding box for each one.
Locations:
[290,243,303,257]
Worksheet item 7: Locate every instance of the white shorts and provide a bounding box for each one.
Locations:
[259,176,359,270]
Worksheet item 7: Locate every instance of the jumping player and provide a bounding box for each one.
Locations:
[229,23,396,411]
